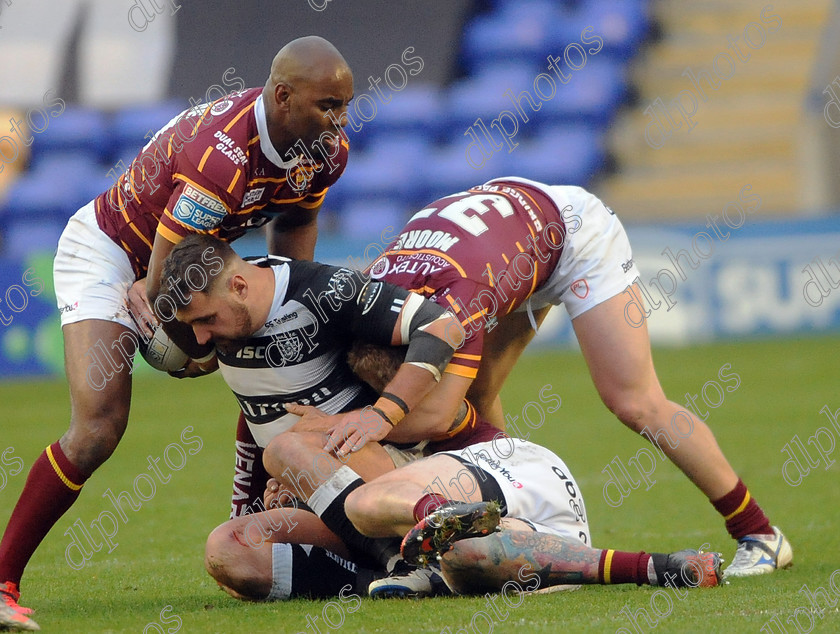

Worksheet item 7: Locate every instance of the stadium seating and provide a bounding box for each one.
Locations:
[0,0,649,258]
[549,0,650,59]
[353,84,445,144]
[331,134,432,208]
[27,107,112,166]
[337,198,411,241]
[109,101,185,156]
[0,152,105,224]
[460,1,558,73]
[505,125,606,185]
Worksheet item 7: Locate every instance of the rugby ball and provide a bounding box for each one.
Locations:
[138,326,190,372]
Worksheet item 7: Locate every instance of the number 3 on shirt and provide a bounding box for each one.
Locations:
[409,194,515,236]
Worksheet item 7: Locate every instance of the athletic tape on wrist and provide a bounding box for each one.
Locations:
[193,348,217,364]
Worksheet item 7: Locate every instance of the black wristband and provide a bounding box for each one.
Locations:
[370,406,395,427]
[380,392,410,417]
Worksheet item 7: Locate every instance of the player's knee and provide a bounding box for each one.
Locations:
[345,486,379,535]
[263,432,303,478]
[603,392,656,432]
[62,415,128,472]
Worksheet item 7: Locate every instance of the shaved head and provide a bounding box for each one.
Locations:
[268,36,350,90]
[262,36,354,155]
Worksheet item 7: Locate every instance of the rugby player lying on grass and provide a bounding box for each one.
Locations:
[203,423,722,600]
[314,178,790,579]
[203,344,723,601]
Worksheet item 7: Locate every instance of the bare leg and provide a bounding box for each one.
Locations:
[440,530,601,594]
[60,320,134,467]
[263,431,397,501]
[571,288,738,499]
[346,454,485,537]
[0,320,133,589]
[466,307,551,428]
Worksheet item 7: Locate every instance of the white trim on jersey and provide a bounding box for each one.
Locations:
[398,292,425,344]
[254,96,301,170]
[220,349,340,397]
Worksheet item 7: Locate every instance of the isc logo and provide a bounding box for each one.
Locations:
[237,346,266,359]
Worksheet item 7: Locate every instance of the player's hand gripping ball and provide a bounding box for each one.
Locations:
[138,326,190,372]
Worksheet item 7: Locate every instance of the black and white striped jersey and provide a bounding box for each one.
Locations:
[217,256,407,448]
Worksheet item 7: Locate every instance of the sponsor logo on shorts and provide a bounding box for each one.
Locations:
[58,301,78,314]
[621,259,634,273]
[570,278,590,299]
[475,452,523,489]
[173,185,227,230]
[369,257,389,279]
[241,187,265,207]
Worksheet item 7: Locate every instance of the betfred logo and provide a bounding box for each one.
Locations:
[570,279,590,299]
[173,185,226,230]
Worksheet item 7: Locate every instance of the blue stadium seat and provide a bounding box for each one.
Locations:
[360,84,444,142]
[1,218,65,258]
[337,198,410,241]
[109,101,185,161]
[550,0,650,59]
[443,62,541,136]
[535,58,627,124]
[28,107,111,166]
[0,152,105,225]
[460,1,559,73]
[418,140,512,204]
[502,125,605,186]
[329,134,431,207]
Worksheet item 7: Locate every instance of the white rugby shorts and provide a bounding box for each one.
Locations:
[53,201,139,331]
[489,176,640,320]
[442,438,591,546]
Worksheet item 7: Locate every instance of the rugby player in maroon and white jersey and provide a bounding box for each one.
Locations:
[0,36,353,629]
[311,177,792,580]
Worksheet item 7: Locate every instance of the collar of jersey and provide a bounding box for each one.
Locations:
[254,94,302,170]
[255,264,292,335]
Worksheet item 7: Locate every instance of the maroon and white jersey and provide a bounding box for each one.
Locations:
[94,87,349,276]
[370,179,571,379]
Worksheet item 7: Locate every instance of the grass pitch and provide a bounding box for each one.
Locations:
[1,335,839,633]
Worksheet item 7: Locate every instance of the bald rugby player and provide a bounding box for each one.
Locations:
[0,36,353,629]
